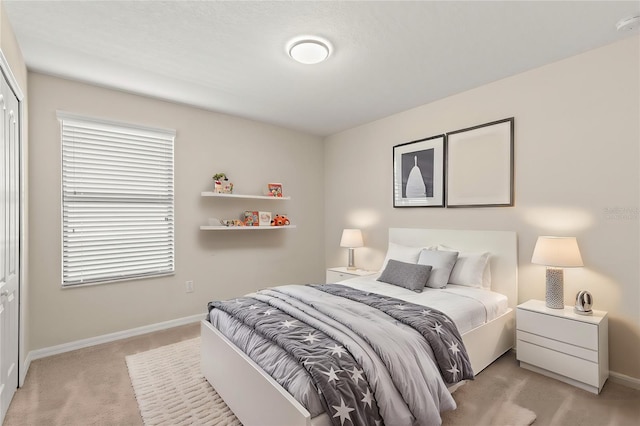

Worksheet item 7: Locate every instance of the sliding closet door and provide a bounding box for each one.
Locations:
[0,68,20,423]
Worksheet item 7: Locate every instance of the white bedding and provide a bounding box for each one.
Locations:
[338,274,509,334]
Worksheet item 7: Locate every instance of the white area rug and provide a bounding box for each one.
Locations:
[486,401,537,426]
[126,337,241,426]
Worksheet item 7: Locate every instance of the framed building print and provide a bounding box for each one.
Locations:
[393,134,445,207]
[446,117,514,207]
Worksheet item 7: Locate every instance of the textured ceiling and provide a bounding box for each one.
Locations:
[4,1,639,136]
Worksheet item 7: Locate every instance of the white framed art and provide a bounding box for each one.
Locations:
[446,118,514,207]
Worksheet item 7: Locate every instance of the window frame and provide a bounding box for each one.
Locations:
[58,112,176,287]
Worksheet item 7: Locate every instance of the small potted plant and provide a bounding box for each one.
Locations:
[212,173,233,193]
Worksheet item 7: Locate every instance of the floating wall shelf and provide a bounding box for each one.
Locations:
[200,190,294,231]
[201,192,291,200]
[199,225,297,231]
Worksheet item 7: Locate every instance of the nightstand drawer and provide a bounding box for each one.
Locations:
[517,340,599,387]
[517,330,598,362]
[326,268,376,284]
[326,270,352,283]
[517,308,598,350]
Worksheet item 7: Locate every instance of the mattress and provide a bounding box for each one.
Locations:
[337,274,509,334]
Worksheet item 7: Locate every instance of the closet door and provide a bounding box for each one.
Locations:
[0,68,20,423]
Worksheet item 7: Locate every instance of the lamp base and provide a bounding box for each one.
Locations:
[346,248,356,271]
[545,267,564,309]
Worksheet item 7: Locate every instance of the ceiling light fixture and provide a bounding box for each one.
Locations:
[616,14,640,32]
[287,37,331,65]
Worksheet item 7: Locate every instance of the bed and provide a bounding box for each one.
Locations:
[201,228,517,426]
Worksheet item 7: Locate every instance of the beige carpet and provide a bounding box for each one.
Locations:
[126,337,240,426]
[128,337,535,426]
[6,322,640,425]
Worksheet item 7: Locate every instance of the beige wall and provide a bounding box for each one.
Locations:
[27,72,325,350]
[324,36,640,379]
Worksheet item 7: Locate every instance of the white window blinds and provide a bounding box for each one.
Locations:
[59,112,175,286]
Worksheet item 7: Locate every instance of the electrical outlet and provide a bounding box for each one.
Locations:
[185,280,194,293]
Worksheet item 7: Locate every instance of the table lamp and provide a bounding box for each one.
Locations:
[531,236,584,309]
[340,229,363,270]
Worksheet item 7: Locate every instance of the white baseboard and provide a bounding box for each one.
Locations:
[609,370,640,390]
[24,313,205,368]
[20,352,33,387]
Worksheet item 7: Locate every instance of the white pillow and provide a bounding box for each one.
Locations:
[417,249,459,289]
[381,242,428,270]
[438,245,491,289]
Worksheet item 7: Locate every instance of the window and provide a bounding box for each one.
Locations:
[59,112,175,286]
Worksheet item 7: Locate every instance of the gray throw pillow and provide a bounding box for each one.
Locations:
[417,249,459,288]
[377,259,433,292]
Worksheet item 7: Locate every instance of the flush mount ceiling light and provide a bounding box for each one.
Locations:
[616,14,640,32]
[287,37,331,64]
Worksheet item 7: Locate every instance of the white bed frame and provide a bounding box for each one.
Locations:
[201,228,517,426]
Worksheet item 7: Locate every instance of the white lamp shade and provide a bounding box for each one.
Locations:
[340,229,363,248]
[531,236,584,267]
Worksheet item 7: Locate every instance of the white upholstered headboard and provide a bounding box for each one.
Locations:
[388,228,518,309]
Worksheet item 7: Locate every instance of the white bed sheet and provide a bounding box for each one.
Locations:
[337,274,508,334]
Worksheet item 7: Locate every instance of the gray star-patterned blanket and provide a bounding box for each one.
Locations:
[310,284,473,384]
[208,284,473,426]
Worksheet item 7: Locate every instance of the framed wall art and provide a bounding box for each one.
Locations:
[393,134,445,207]
[446,117,514,207]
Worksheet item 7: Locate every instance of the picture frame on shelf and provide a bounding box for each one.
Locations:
[393,134,445,207]
[446,117,514,207]
[267,183,283,197]
[243,211,259,226]
[259,211,272,226]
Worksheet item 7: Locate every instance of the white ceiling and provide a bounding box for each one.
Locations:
[4,1,639,136]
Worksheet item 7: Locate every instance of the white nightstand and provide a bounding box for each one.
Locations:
[516,299,608,394]
[326,267,377,284]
